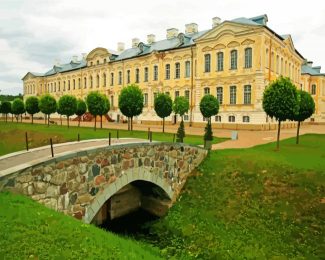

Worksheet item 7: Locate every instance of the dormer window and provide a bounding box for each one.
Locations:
[90,62,93,66]
[97,60,99,65]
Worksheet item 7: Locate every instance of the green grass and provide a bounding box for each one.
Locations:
[0,122,226,156]
[0,192,161,260]
[141,134,325,259]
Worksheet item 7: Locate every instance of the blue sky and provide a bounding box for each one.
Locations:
[0,0,324,95]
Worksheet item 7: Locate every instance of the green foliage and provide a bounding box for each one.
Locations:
[154,93,173,119]
[173,96,189,117]
[1,101,12,114]
[294,90,315,122]
[176,120,185,142]
[118,84,144,118]
[0,192,161,259]
[86,91,106,116]
[145,134,325,259]
[58,95,77,117]
[11,98,25,118]
[76,99,87,116]
[199,94,219,118]
[25,96,40,116]
[0,94,23,102]
[39,94,57,116]
[204,120,213,141]
[101,95,110,115]
[262,76,299,121]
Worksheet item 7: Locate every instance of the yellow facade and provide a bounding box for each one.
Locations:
[22,15,325,128]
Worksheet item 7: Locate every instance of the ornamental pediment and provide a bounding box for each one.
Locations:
[213,44,226,50]
[227,41,240,48]
[173,55,182,61]
[241,39,255,45]
[202,46,213,52]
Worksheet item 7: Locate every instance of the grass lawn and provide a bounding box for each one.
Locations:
[0,192,161,259]
[142,134,325,259]
[0,122,226,156]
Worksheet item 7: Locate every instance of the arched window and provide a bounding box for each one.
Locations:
[185,90,190,101]
[144,67,148,82]
[84,77,87,89]
[215,115,221,122]
[204,54,211,72]
[228,115,235,122]
[244,48,252,68]
[73,79,76,90]
[311,84,316,95]
[244,85,251,104]
[103,73,106,87]
[230,50,237,70]
[153,65,158,81]
[281,57,284,74]
[175,62,180,79]
[276,55,279,74]
[118,71,122,85]
[165,64,170,79]
[185,61,190,77]
[58,82,60,91]
[243,116,250,122]
[68,80,70,90]
[216,87,223,104]
[266,48,269,68]
[78,78,81,89]
[63,81,66,91]
[127,70,130,84]
[96,75,100,88]
[135,68,139,83]
[110,73,114,86]
[230,85,236,104]
[90,76,93,88]
[217,52,224,71]
[204,87,210,95]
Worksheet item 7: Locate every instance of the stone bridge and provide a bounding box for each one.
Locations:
[0,142,207,224]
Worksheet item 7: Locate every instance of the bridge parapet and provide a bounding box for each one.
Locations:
[0,142,207,223]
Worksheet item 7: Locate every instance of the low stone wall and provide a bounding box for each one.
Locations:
[0,142,207,223]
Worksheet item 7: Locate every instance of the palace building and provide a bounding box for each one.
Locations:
[22,14,325,129]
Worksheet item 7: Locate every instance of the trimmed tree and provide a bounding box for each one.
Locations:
[25,96,40,124]
[99,95,110,129]
[154,93,173,133]
[173,96,189,143]
[58,95,77,128]
[12,98,25,123]
[200,94,219,149]
[39,94,57,127]
[86,91,106,131]
[294,90,315,144]
[262,76,299,150]
[1,101,12,123]
[76,99,87,127]
[118,84,144,131]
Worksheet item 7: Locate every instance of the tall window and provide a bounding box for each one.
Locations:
[204,87,210,95]
[281,58,284,75]
[153,65,158,81]
[110,73,114,86]
[103,73,106,87]
[266,48,269,68]
[185,90,190,101]
[84,77,86,89]
[135,68,139,83]
[63,81,66,91]
[127,70,130,84]
[230,86,236,104]
[175,91,180,98]
[90,76,93,88]
[118,71,122,85]
[78,78,81,89]
[228,115,235,122]
[243,116,250,122]
[276,55,279,74]
[244,85,251,104]
[165,64,170,79]
[144,67,148,82]
[216,87,223,104]
[144,93,148,106]
[244,48,252,68]
[58,82,60,91]
[68,80,70,90]
[185,61,190,77]
[311,84,316,95]
[96,75,100,88]
[175,62,180,79]
[230,50,237,70]
[73,79,75,90]
[215,115,221,122]
[217,52,224,71]
[204,54,211,72]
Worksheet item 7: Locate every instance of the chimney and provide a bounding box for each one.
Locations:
[307,61,313,67]
[81,53,87,61]
[132,38,140,48]
[185,23,198,34]
[147,34,156,44]
[72,55,78,63]
[166,28,179,39]
[212,17,221,28]
[117,42,125,52]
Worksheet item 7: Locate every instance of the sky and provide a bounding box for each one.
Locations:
[0,0,324,95]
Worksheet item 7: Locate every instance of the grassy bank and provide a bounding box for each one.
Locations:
[144,134,325,259]
[0,192,161,259]
[0,122,226,156]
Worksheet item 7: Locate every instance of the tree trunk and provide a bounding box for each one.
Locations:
[21,114,23,122]
[127,118,130,131]
[12,114,13,122]
[48,115,50,127]
[78,116,81,127]
[31,114,34,124]
[5,114,7,123]
[16,115,18,123]
[60,115,62,126]
[131,117,133,131]
[44,114,47,125]
[94,116,97,131]
[163,117,165,133]
[67,116,69,128]
[100,115,103,129]
[296,121,301,144]
[276,120,281,150]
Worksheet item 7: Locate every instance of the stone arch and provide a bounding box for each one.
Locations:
[83,167,174,224]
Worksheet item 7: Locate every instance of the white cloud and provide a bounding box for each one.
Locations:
[0,0,324,95]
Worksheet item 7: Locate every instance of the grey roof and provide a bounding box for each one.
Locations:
[44,60,87,76]
[281,34,290,40]
[301,64,325,76]
[230,17,261,26]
